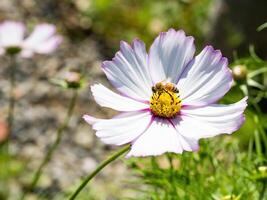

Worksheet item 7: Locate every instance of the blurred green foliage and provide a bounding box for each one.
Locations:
[80,0,214,54]
[127,138,266,200]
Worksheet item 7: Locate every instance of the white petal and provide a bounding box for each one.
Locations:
[102,39,152,101]
[0,21,25,47]
[91,84,149,112]
[177,45,233,106]
[83,115,101,125]
[20,49,34,58]
[32,35,62,54]
[127,118,198,157]
[148,29,195,84]
[24,24,56,48]
[171,97,247,139]
[83,111,152,145]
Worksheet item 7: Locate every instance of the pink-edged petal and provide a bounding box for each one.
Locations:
[102,39,152,101]
[91,84,149,112]
[24,24,56,47]
[0,21,25,47]
[32,35,62,54]
[20,49,34,58]
[148,29,195,84]
[127,118,198,157]
[83,111,152,145]
[83,115,101,125]
[177,45,233,107]
[172,97,247,139]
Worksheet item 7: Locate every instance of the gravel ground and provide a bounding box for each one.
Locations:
[0,1,134,199]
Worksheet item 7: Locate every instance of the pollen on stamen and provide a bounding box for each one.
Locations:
[150,82,182,118]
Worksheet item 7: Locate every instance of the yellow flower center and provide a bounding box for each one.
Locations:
[150,82,182,118]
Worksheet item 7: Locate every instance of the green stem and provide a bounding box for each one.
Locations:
[6,56,17,144]
[259,181,266,200]
[20,90,78,200]
[1,56,17,198]
[68,145,130,200]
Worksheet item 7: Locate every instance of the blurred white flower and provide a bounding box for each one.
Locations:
[0,20,62,57]
[84,29,247,157]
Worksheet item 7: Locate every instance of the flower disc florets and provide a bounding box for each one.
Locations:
[150,82,181,118]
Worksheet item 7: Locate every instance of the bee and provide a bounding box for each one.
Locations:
[152,82,179,93]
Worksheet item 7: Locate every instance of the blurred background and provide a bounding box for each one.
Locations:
[0,0,266,199]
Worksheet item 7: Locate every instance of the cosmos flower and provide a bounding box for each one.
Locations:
[0,20,62,57]
[84,29,247,157]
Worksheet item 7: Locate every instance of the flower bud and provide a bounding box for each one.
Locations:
[258,166,267,173]
[251,165,267,182]
[232,65,247,81]
[149,19,165,34]
[221,194,240,200]
[64,71,82,89]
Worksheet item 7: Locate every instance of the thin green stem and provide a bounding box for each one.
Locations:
[5,56,17,146]
[1,56,18,198]
[167,154,177,197]
[20,90,78,200]
[68,145,130,200]
[259,181,266,200]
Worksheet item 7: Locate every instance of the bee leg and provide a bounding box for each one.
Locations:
[152,86,156,93]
